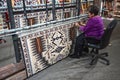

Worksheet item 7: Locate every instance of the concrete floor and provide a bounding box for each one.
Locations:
[0,36,16,67]
[27,20,120,80]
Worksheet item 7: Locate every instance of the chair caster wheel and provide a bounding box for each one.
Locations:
[105,54,108,57]
[89,63,93,65]
[106,62,110,65]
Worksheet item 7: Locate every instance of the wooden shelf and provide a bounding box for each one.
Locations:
[113,14,120,18]
[113,0,120,18]
[116,0,120,2]
[114,11,120,13]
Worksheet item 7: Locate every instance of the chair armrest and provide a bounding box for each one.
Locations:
[85,37,99,41]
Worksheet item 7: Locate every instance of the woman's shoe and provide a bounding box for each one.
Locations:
[83,47,89,53]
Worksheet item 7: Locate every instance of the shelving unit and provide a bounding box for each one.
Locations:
[0,14,3,30]
[81,0,94,14]
[114,0,120,18]
[0,3,9,30]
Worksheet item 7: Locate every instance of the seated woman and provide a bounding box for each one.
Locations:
[70,5,104,58]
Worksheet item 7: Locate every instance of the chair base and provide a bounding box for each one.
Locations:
[89,52,110,65]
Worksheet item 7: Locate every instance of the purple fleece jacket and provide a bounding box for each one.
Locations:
[80,16,104,40]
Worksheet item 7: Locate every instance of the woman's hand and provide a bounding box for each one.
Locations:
[74,22,85,28]
[74,22,80,28]
[79,22,85,26]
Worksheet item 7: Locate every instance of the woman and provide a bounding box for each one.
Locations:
[70,5,104,58]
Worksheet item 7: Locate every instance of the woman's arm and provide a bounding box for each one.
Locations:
[80,18,93,32]
[74,22,85,28]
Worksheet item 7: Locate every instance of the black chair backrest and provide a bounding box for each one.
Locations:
[100,19,117,49]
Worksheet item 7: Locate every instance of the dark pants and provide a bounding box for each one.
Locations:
[74,33,100,56]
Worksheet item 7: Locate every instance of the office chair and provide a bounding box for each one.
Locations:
[85,19,117,65]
